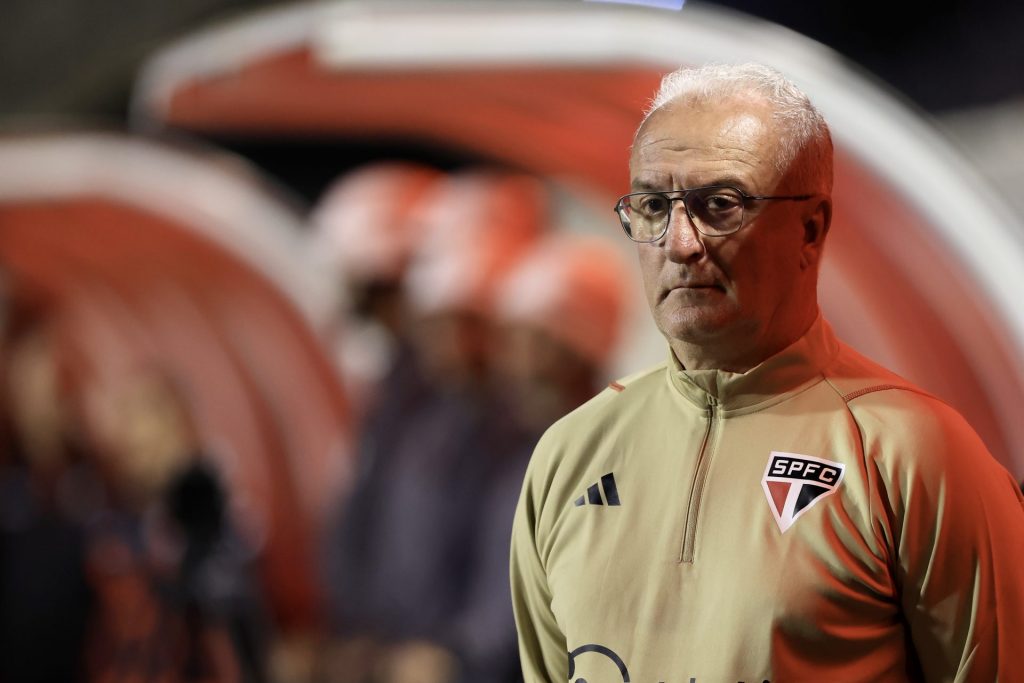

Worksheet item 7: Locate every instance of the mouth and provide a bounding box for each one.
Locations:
[660,283,725,301]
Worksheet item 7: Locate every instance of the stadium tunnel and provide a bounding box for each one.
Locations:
[0,132,351,627]
[131,0,1024,479]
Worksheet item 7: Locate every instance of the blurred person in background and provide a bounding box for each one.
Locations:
[492,236,631,439]
[437,235,630,683]
[311,162,444,422]
[305,162,448,679]
[320,170,545,683]
[0,294,98,683]
[85,369,268,683]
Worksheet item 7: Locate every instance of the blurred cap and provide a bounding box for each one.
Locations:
[405,170,546,316]
[496,235,630,367]
[310,162,443,282]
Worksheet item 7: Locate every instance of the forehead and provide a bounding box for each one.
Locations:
[630,98,783,189]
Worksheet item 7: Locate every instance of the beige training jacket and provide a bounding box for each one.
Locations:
[511,316,1024,683]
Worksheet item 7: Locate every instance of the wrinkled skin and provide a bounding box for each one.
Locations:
[630,96,831,371]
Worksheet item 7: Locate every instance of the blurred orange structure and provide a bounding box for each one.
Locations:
[131,1,1024,481]
[0,133,350,628]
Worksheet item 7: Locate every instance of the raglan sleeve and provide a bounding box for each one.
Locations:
[509,432,569,683]
[874,398,1024,682]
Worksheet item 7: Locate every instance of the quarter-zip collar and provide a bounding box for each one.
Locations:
[667,313,839,414]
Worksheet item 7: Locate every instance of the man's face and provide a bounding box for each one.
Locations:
[630,97,822,356]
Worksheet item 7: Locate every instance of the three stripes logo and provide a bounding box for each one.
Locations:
[762,451,845,533]
[574,473,620,507]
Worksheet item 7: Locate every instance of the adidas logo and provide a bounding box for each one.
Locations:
[574,473,621,507]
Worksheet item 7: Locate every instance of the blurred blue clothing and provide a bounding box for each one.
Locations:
[363,386,491,637]
[324,349,534,682]
[450,425,535,683]
[326,376,490,639]
[324,343,436,634]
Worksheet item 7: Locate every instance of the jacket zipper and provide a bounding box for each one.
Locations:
[680,396,717,564]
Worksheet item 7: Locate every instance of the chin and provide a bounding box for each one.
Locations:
[657,306,742,344]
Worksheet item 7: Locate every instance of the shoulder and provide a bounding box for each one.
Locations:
[824,341,965,441]
[535,361,667,457]
[820,342,1024,540]
[824,342,1010,487]
[825,341,958,428]
[519,361,668,506]
[821,341,930,402]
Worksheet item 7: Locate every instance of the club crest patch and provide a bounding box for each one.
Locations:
[762,451,845,533]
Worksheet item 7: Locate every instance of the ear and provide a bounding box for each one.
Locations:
[800,197,831,270]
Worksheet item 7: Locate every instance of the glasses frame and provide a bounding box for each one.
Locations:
[613,185,814,242]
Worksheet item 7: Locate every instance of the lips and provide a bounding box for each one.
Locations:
[660,282,724,301]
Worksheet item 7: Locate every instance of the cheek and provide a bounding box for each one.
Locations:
[636,246,663,302]
[728,232,803,304]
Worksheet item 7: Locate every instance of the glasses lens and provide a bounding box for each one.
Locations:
[620,193,670,241]
[686,186,745,235]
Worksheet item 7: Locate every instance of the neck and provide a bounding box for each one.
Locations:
[670,306,819,373]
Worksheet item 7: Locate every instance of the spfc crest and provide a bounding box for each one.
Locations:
[762,451,845,533]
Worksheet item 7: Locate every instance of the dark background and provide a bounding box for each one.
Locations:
[1,0,1021,210]
[2,0,1022,119]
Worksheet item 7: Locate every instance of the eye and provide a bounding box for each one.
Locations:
[633,193,669,216]
[698,189,743,214]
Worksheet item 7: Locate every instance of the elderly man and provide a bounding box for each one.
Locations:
[510,64,1024,683]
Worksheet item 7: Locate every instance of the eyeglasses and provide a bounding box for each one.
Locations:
[613,185,814,242]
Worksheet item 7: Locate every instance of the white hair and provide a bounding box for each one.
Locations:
[641,63,833,192]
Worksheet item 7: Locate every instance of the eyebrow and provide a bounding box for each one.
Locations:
[629,176,754,193]
[630,179,663,192]
[708,175,752,191]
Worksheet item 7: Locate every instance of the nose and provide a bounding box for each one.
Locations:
[663,201,706,264]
